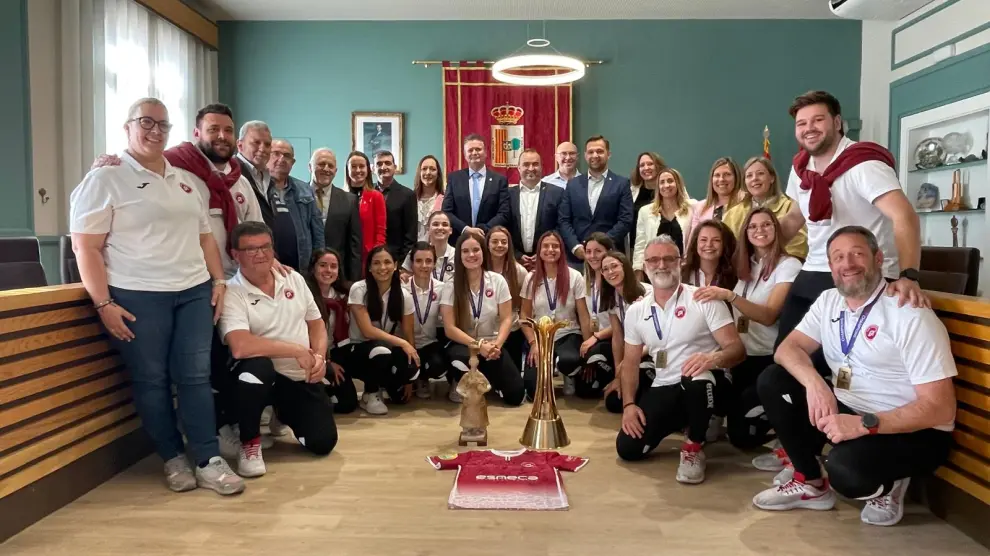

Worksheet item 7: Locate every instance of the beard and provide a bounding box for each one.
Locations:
[835,267,881,299]
[802,128,839,156]
[648,268,680,290]
[198,139,233,164]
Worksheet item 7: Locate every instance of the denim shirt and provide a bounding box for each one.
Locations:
[272,176,326,270]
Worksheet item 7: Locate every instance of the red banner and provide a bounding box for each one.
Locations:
[443,62,573,184]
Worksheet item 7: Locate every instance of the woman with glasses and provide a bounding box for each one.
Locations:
[598,251,652,413]
[69,97,244,495]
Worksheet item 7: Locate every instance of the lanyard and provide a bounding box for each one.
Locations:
[468,272,485,321]
[839,288,884,361]
[616,290,626,322]
[543,275,558,313]
[590,281,599,314]
[433,256,448,281]
[411,279,434,326]
[649,286,683,343]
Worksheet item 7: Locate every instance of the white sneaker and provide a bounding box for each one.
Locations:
[705,415,726,443]
[361,391,388,415]
[195,456,246,496]
[861,478,910,526]
[238,438,267,478]
[260,406,273,426]
[163,455,196,492]
[753,476,836,511]
[415,378,431,399]
[218,424,240,459]
[753,444,790,472]
[268,413,290,437]
[675,443,706,484]
[562,375,576,396]
[448,379,463,403]
[773,465,795,486]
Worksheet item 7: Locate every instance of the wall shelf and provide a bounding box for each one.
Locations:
[908,158,989,174]
[916,208,986,215]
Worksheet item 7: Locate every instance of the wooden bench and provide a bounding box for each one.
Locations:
[0,284,151,542]
[927,291,990,547]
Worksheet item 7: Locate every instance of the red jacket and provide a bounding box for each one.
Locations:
[355,188,387,268]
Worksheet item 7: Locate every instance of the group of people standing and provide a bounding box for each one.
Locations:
[69,89,957,529]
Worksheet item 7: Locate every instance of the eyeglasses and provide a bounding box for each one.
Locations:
[129,117,172,133]
[601,263,623,273]
[236,244,274,256]
[645,256,680,267]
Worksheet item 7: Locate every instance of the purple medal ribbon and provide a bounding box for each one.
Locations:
[839,288,884,358]
[412,279,434,326]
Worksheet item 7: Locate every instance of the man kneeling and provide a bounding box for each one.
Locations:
[219,222,339,477]
[616,235,745,484]
[752,226,956,526]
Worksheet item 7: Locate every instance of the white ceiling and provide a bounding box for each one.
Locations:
[195,0,838,21]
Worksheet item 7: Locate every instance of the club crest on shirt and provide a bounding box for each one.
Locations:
[485,289,494,298]
[674,306,686,319]
[179,183,192,194]
[432,292,439,301]
[285,289,295,300]
[446,263,454,273]
[865,324,879,340]
[235,192,245,204]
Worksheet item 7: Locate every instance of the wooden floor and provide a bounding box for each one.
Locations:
[3,394,987,556]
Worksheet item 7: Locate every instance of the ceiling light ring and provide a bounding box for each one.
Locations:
[491,53,586,86]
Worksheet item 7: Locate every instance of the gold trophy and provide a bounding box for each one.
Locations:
[520,316,570,450]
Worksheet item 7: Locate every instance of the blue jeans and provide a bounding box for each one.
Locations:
[108,281,219,465]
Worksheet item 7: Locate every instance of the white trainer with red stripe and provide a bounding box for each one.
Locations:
[860,478,910,526]
[752,472,836,511]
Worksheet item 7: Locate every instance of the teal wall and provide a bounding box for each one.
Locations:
[889,43,990,163]
[1,0,33,237]
[218,20,862,197]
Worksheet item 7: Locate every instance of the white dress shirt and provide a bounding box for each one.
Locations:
[587,171,607,216]
[237,152,271,201]
[542,170,580,189]
[518,182,542,253]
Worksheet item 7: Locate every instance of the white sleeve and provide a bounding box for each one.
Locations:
[493,273,512,305]
[218,288,251,340]
[571,269,587,300]
[851,161,901,204]
[298,275,322,321]
[521,272,534,300]
[773,257,803,286]
[701,299,733,332]
[69,169,115,234]
[794,293,826,343]
[439,280,454,307]
[898,309,958,385]
[624,302,645,346]
[197,193,211,234]
[784,168,801,200]
[402,289,415,316]
[632,207,649,270]
[347,281,367,306]
[516,263,527,285]
[402,253,412,272]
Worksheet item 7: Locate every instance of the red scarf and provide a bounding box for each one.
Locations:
[164,141,241,253]
[793,141,895,222]
[324,296,349,345]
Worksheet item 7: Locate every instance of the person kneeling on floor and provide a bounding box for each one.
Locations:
[615,235,745,484]
[752,226,955,527]
[219,221,339,478]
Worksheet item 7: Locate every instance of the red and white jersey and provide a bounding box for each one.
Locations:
[427,448,588,510]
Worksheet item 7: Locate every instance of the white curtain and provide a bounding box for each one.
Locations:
[59,0,218,219]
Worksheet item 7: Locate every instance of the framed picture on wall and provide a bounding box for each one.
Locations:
[352,112,404,173]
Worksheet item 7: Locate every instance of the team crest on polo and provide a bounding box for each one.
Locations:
[446,262,454,273]
[485,289,494,298]
[432,292,439,301]
[285,289,295,300]
[865,324,879,340]
[490,104,524,168]
[179,183,192,193]
[235,192,245,204]
[675,307,686,319]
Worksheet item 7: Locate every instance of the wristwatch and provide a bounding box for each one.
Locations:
[861,412,880,435]
[898,268,920,282]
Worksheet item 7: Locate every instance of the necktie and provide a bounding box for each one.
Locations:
[471,172,482,226]
[316,186,325,214]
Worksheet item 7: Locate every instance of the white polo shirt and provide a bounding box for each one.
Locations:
[440,271,511,339]
[219,268,322,382]
[795,280,957,431]
[588,279,612,332]
[347,279,414,342]
[69,151,211,292]
[506,262,528,332]
[624,284,734,387]
[177,163,264,278]
[403,277,444,349]
[402,243,456,285]
[732,256,802,356]
[786,136,901,278]
[522,267,586,341]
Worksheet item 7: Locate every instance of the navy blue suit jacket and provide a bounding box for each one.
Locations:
[441,167,510,241]
[558,170,634,263]
[508,182,564,257]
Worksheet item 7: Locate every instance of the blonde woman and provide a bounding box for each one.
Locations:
[633,167,695,278]
[722,156,808,260]
[690,157,743,230]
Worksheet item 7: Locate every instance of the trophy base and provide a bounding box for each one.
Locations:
[459,430,488,447]
[520,416,570,450]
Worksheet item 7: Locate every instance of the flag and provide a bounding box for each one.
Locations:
[763,126,771,159]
